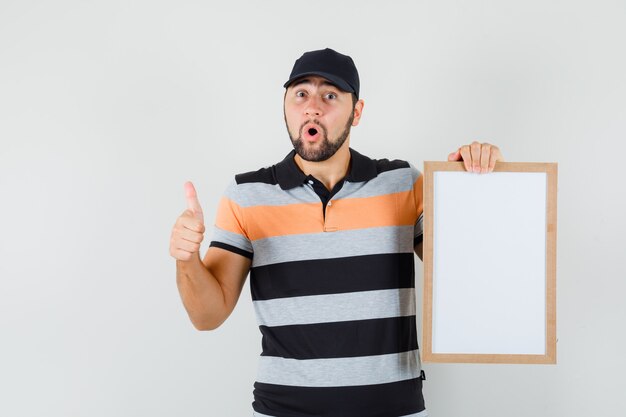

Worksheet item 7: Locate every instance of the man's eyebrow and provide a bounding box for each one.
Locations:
[290,78,340,89]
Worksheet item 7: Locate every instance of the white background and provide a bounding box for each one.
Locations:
[1,1,624,416]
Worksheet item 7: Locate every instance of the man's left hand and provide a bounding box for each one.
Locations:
[448,141,504,173]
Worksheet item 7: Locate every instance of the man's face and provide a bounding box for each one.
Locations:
[283,75,362,162]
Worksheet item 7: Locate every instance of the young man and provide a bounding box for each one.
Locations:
[170,48,503,417]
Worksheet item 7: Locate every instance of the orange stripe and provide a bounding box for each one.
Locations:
[215,196,249,238]
[238,190,420,240]
[324,189,416,233]
[243,202,323,240]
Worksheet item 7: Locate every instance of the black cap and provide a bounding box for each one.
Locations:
[283,48,360,99]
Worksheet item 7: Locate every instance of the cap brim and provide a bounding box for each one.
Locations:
[283,71,355,95]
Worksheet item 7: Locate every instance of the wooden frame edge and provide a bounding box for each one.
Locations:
[421,161,558,364]
[422,162,435,361]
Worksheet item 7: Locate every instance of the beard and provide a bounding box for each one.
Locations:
[285,109,355,162]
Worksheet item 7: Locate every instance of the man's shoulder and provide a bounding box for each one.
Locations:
[372,156,411,174]
[231,152,288,187]
[365,152,421,182]
[349,148,413,173]
[218,157,288,207]
[234,164,278,186]
[219,162,280,205]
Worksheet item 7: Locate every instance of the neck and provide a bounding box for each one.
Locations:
[294,141,351,191]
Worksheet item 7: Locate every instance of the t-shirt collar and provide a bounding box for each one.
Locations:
[275,147,378,190]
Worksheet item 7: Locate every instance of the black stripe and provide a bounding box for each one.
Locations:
[413,234,423,246]
[260,316,418,359]
[235,166,278,185]
[208,241,253,259]
[375,158,410,174]
[234,149,412,187]
[250,253,415,301]
[253,377,425,417]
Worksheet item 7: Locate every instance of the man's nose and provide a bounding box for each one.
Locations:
[304,95,323,117]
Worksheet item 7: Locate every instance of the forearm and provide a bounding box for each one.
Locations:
[176,254,227,330]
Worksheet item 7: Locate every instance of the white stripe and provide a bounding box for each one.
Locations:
[231,166,418,208]
[251,225,415,267]
[229,181,319,207]
[211,226,253,253]
[337,166,417,199]
[254,288,416,327]
[256,349,422,387]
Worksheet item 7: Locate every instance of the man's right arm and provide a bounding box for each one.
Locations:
[170,181,251,331]
[176,248,251,331]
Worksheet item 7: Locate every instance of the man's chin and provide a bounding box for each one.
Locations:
[291,131,351,163]
[295,149,331,162]
[292,140,325,162]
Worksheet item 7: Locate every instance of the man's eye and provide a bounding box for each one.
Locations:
[296,91,305,97]
[326,93,337,99]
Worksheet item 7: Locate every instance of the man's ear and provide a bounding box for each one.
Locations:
[352,99,364,127]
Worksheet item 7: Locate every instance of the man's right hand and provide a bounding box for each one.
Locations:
[169,181,206,262]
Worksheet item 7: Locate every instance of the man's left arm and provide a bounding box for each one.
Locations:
[413,141,504,262]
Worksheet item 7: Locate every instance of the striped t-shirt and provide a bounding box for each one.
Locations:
[209,147,427,417]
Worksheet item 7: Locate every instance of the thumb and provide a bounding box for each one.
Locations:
[184,181,204,223]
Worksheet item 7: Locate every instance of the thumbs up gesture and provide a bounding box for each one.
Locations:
[170,181,206,262]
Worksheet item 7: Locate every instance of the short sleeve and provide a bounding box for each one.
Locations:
[208,179,254,259]
[408,163,424,246]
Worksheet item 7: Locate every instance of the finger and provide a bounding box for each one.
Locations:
[488,146,504,172]
[480,144,491,174]
[184,181,204,223]
[488,150,498,172]
[180,210,205,233]
[459,145,472,172]
[170,248,195,262]
[170,236,194,258]
[175,238,201,254]
[448,149,461,161]
[494,146,504,162]
[178,227,204,244]
[470,142,481,173]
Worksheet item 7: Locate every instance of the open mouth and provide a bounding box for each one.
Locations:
[304,124,321,140]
